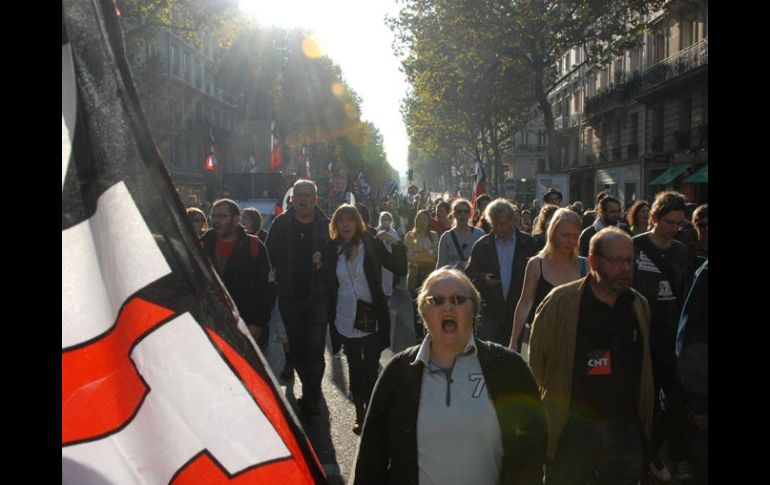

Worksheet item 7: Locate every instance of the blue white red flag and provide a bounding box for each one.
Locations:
[470,160,487,220]
[62,1,326,482]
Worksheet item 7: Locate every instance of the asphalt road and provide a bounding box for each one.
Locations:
[261,282,418,484]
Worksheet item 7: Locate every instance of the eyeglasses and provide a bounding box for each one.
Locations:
[212,213,233,220]
[696,222,708,229]
[598,254,635,268]
[190,218,205,223]
[425,295,471,306]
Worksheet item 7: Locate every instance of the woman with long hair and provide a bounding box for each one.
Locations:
[626,199,650,236]
[322,205,406,434]
[532,204,560,252]
[405,210,439,341]
[510,208,587,353]
[186,207,208,237]
[437,199,485,270]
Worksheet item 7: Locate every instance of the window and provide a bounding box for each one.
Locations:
[654,27,666,63]
[183,51,190,82]
[680,98,692,131]
[171,45,179,77]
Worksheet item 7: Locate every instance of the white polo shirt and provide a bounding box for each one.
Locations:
[413,334,503,485]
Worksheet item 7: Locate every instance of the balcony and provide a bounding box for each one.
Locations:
[642,38,708,92]
[585,87,626,117]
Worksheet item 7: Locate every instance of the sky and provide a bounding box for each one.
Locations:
[239,0,410,181]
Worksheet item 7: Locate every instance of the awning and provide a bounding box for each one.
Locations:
[684,164,708,183]
[649,163,691,185]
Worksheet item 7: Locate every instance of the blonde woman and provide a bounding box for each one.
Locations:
[354,268,547,484]
[405,210,439,340]
[510,208,587,353]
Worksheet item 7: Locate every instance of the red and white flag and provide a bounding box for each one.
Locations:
[62,1,326,482]
[204,125,219,173]
[470,160,487,220]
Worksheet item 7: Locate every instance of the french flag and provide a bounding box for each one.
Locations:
[470,160,486,220]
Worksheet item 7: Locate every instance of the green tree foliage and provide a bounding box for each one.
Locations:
[392,0,663,179]
[391,0,538,194]
[221,25,395,192]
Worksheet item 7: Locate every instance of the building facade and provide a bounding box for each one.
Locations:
[545,0,708,208]
[131,28,271,207]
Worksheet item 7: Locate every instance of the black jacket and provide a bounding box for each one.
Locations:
[201,226,274,328]
[265,206,331,300]
[353,339,547,485]
[322,232,407,352]
[465,229,537,324]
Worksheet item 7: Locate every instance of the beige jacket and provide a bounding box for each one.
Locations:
[528,277,654,460]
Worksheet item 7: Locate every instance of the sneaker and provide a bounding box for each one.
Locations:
[672,460,693,481]
[649,455,671,482]
[279,362,293,380]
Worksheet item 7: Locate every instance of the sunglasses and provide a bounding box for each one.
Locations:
[454,209,470,215]
[425,295,470,306]
[696,222,708,229]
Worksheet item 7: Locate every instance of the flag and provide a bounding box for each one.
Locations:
[385,179,398,197]
[298,146,310,179]
[243,153,257,173]
[344,171,356,205]
[274,185,293,216]
[470,160,487,220]
[62,1,326,483]
[270,118,282,172]
[204,124,219,173]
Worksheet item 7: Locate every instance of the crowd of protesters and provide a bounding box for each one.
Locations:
[185,181,707,485]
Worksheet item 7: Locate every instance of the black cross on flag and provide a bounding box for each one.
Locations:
[62,0,326,482]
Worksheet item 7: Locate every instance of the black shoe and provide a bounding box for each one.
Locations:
[280,362,293,380]
[297,397,320,417]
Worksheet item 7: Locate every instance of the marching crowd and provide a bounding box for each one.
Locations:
[186,180,708,485]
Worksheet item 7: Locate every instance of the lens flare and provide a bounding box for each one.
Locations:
[331,82,345,97]
[301,36,324,59]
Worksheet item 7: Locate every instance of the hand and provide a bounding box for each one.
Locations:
[485,274,501,286]
[376,230,395,243]
[312,251,322,269]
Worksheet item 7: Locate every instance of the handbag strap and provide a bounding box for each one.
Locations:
[449,229,467,262]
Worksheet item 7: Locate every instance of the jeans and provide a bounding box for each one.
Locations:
[651,362,692,462]
[546,419,643,485]
[342,333,381,406]
[278,297,328,406]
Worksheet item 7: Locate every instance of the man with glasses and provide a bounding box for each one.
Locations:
[632,191,693,482]
[529,227,654,485]
[265,180,331,417]
[201,199,274,349]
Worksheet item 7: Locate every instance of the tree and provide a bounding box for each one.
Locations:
[391,0,537,194]
[392,0,663,174]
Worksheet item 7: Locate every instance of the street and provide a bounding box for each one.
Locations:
[261,281,417,484]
